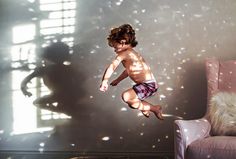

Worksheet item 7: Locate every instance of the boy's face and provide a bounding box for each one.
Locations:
[110,40,129,53]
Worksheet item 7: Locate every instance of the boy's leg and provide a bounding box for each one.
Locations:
[122,88,163,120]
[142,101,163,120]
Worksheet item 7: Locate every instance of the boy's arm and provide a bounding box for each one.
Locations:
[21,68,42,97]
[110,70,128,86]
[100,55,123,92]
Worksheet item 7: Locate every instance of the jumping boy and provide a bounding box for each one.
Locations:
[99,24,163,120]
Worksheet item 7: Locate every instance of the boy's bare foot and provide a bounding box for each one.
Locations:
[141,110,150,118]
[152,105,164,120]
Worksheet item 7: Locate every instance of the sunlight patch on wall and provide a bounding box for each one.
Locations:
[10,0,77,135]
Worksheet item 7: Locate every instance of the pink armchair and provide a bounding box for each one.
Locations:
[174,58,236,159]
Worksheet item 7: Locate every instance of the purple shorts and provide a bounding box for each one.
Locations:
[133,79,159,100]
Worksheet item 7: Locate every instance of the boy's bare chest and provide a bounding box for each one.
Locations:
[121,60,131,69]
[122,59,143,72]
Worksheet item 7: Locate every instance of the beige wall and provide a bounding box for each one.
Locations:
[73,0,236,152]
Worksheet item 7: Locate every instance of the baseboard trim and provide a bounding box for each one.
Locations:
[0,150,174,159]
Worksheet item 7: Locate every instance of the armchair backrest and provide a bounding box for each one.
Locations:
[205,58,236,111]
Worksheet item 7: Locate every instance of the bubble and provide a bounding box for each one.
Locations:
[194,14,203,18]
[166,87,173,91]
[95,45,100,49]
[137,112,143,117]
[90,49,96,54]
[102,136,110,141]
[159,94,166,99]
[38,148,44,153]
[141,9,146,13]
[39,142,45,147]
[116,2,122,6]
[133,10,138,14]
[121,107,127,111]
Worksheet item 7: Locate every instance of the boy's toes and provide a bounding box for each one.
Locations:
[153,106,164,120]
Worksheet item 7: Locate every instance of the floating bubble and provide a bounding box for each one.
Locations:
[137,112,143,117]
[39,142,45,147]
[38,148,44,153]
[133,10,138,14]
[102,136,110,141]
[141,9,146,13]
[159,94,166,99]
[166,87,173,91]
[121,107,127,111]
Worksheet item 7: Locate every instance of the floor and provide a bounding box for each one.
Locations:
[0,151,174,159]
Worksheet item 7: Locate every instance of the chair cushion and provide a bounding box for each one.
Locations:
[187,136,236,159]
[208,92,236,136]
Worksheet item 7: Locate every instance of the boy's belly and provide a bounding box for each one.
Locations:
[128,71,155,84]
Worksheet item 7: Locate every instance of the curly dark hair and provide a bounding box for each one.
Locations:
[107,24,138,47]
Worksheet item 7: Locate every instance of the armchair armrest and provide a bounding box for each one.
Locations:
[174,118,211,159]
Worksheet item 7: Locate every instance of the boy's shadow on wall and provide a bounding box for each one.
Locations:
[21,42,88,118]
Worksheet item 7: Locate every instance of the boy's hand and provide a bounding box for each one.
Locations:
[100,81,108,92]
[21,86,32,97]
[110,79,119,86]
[22,89,32,97]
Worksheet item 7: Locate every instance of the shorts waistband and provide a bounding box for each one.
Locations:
[144,79,157,83]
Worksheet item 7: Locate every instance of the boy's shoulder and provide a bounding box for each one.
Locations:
[120,48,136,55]
[116,49,138,60]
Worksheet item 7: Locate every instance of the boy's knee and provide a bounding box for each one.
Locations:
[121,91,130,103]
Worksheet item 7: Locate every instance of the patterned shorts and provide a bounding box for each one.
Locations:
[133,79,159,100]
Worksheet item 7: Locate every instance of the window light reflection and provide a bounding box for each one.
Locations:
[12,24,35,44]
[63,10,76,17]
[63,18,75,26]
[40,0,62,4]
[63,2,76,9]
[40,27,63,35]
[40,19,63,28]
[40,3,63,11]
[49,11,63,19]
[11,71,53,135]
[11,0,76,135]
